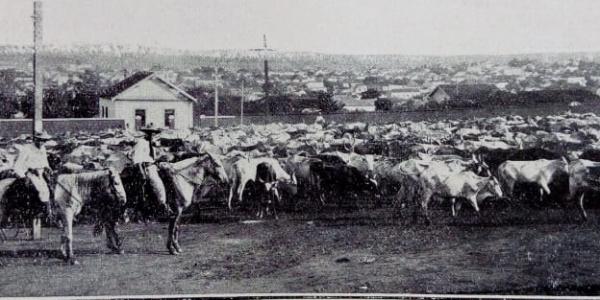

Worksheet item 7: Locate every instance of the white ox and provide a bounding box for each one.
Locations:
[497,158,569,202]
[569,159,600,220]
[226,157,296,210]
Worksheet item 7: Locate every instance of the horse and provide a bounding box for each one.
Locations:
[157,153,229,255]
[52,168,127,264]
[0,144,52,240]
[0,168,51,240]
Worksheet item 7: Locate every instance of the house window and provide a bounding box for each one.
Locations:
[165,109,175,129]
[105,107,108,118]
[135,109,146,129]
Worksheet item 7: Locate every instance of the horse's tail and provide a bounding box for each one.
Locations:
[93,222,104,237]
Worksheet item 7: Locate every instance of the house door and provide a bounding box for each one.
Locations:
[135,109,146,129]
[164,109,175,129]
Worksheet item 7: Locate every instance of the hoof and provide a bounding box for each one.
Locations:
[66,258,79,265]
[111,248,125,255]
[167,246,179,255]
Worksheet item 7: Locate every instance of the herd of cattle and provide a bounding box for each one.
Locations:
[2,111,600,263]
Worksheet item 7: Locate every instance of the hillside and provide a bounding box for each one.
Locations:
[3,43,600,72]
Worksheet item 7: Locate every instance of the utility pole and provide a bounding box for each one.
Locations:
[31,1,44,241]
[263,34,270,96]
[33,1,43,136]
[240,80,244,126]
[214,71,219,127]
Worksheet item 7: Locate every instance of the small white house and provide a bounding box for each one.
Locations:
[99,71,197,130]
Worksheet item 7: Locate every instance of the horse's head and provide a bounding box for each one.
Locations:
[24,168,50,204]
[106,167,127,206]
[199,152,229,184]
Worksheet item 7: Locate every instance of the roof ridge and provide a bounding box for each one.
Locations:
[100,71,154,98]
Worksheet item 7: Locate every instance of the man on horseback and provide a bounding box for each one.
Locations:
[32,131,54,218]
[125,126,172,217]
[0,131,54,239]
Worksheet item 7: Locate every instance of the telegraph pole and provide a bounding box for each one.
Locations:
[33,1,43,135]
[31,1,44,241]
[240,80,244,126]
[214,71,219,127]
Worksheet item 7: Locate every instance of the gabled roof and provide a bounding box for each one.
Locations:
[100,71,197,103]
[100,71,153,98]
[430,84,499,100]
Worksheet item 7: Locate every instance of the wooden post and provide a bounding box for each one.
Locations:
[240,80,244,126]
[214,72,219,127]
[32,1,43,241]
[33,1,43,135]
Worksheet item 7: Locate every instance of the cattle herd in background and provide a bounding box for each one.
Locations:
[2,111,600,263]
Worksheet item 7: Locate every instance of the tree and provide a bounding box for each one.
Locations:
[316,92,344,113]
[0,92,20,118]
[375,98,392,111]
[44,87,72,118]
[69,70,101,117]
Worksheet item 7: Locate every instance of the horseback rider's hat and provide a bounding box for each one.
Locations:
[33,131,53,141]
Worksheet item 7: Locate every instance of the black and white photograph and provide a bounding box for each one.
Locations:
[1,0,600,298]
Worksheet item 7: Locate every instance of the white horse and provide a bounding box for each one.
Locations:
[52,168,127,264]
[157,153,228,255]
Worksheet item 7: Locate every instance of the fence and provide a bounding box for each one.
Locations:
[195,101,599,128]
[0,118,125,138]
[0,102,595,138]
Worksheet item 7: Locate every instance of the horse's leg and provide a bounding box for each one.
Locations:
[227,184,235,211]
[450,198,457,218]
[238,180,248,204]
[578,192,588,221]
[166,215,176,255]
[63,209,78,265]
[59,214,67,258]
[172,212,183,253]
[104,221,116,252]
[105,221,123,254]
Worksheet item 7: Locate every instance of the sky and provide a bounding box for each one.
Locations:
[1,0,600,56]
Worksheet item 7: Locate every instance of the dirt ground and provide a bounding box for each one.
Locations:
[1,205,600,297]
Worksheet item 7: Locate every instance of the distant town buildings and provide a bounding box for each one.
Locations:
[2,45,600,118]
